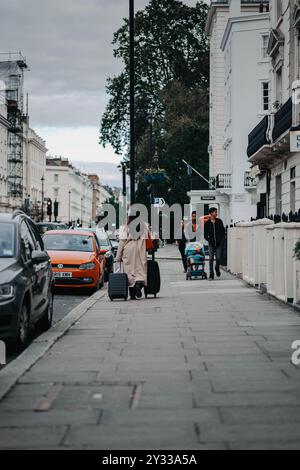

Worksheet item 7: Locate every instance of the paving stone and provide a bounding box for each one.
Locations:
[0,409,100,427]
[63,423,198,450]
[0,426,68,449]
[220,406,300,425]
[197,423,300,443]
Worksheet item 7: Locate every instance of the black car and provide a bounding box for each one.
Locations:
[0,211,55,350]
[82,229,115,281]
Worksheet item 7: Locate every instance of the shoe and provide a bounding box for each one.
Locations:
[215,265,221,277]
[135,282,143,299]
[129,287,136,300]
[209,274,214,281]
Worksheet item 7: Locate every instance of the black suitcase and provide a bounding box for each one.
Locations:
[108,271,128,301]
[145,252,161,298]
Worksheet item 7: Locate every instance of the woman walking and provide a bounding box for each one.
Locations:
[116,214,149,300]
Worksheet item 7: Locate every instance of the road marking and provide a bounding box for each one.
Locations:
[34,384,63,412]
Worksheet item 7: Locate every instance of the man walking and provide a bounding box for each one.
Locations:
[176,219,187,272]
[204,207,225,280]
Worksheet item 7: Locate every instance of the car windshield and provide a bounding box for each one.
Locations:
[0,223,15,258]
[43,234,94,252]
[96,233,109,246]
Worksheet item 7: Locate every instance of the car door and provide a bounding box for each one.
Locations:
[94,235,104,282]
[20,220,39,320]
[27,219,52,318]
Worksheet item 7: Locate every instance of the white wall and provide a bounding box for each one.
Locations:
[222,12,270,222]
[24,128,47,206]
[208,7,229,177]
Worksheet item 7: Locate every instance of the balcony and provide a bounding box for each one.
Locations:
[244,172,257,189]
[210,174,232,189]
[272,97,292,142]
[247,115,270,159]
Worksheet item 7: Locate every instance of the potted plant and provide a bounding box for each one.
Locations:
[143,168,168,183]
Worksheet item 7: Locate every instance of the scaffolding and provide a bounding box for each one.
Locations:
[0,53,28,200]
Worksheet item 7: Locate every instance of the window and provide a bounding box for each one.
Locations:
[291,167,296,180]
[276,174,282,215]
[276,68,282,105]
[262,82,270,111]
[54,174,59,183]
[291,181,296,213]
[261,35,269,59]
[54,188,59,198]
[21,221,36,262]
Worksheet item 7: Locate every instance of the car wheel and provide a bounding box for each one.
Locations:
[15,303,30,351]
[39,292,54,332]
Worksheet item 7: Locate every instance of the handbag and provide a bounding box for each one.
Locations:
[146,231,154,252]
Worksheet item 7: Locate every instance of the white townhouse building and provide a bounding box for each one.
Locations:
[189,0,270,225]
[247,0,300,222]
[45,157,94,226]
[23,125,47,217]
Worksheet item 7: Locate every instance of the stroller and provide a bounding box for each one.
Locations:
[185,242,207,280]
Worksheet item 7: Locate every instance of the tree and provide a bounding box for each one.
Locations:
[100,0,209,205]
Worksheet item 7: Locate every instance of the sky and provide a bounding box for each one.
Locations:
[0,0,201,164]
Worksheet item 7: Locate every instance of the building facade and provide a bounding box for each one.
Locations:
[45,157,96,226]
[189,0,270,225]
[247,0,300,221]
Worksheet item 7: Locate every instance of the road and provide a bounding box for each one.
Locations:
[4,290,90,366]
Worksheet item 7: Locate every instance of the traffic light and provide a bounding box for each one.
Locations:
[46,198,52,216]
[54,201,58,220]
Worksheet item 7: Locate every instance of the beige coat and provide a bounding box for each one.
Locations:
[116,224,148,287]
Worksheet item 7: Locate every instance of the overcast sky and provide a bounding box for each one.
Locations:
[1,0,202,164]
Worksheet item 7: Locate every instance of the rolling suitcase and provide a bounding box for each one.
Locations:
[108,264,128,301]
[145,251,161,298]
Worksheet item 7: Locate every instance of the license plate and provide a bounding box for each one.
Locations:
[54,272,73,278]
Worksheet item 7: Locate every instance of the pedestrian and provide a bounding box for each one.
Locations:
[176,219,187,272]
[184,211,209,243]
[116,212,149,300]
[204,207,225,280]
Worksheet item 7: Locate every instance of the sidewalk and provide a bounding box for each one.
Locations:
[1,246,300,449]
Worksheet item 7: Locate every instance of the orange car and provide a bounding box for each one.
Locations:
[43,230,105,292]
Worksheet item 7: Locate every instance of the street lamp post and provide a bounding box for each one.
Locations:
[129,0,135,206]
[41,176,44,222]
[68,190,71,226]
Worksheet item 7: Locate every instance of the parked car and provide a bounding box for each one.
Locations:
[36,222,69,235]
[82,229,115,281]
[0,211,55,350]
[110,238,119,257]
[43,230,105,292]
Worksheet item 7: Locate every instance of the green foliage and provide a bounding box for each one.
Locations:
[100,0,209,205]
[294,240,300,260]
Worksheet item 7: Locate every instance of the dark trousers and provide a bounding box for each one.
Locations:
[178,244,187,271]
[208,244,223,276]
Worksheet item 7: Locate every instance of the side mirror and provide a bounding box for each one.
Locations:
[31,250,50,264]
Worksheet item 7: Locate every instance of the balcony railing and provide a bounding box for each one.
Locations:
[244,172,257,188]
[209,174,232,189]
[247,115,270,159]
[272,97,292,142]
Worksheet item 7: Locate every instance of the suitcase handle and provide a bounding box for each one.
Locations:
[115,262,124,274]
